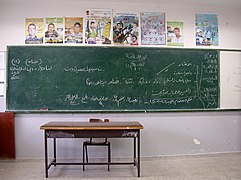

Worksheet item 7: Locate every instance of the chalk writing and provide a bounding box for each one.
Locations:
[173,70,193,76]
[123,78,134,85]
[25,58,42,67]
[86,78,107,86]
[85,78,121,86]
[64,94,81,105]
[151,88,192,97]
[201,87,218,93]
[145,96,194,106]
[197,52,219,108]
[125,53,147,71]
[10,58,53,79]
[64,93,196,107]
[202,76,218,83]
[64,66,105,73]
[61,52,218,109]
[138,77,151,85]
[125,53,147,61]
[108,78,121,85]
[163,77,192,85]
[204,53,218,61]
[11,58,21,66]
[178,61,192,67]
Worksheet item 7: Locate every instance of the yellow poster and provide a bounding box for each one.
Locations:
[25,18,44,44]
[45,17,64,43]
[65,17,83,43]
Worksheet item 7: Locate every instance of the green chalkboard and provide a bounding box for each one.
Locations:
[7,46,219,112]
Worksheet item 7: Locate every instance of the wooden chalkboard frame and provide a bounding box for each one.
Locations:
[6,45,222,113]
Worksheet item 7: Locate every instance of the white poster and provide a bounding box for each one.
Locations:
[85,9,112,44]
[140,12,166,45]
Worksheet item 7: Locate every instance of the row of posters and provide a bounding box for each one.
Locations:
[25,9,219,46]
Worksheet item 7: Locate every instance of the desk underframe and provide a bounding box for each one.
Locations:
[44,129,141,178]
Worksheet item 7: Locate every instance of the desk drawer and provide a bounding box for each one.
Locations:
[46,130,139,138]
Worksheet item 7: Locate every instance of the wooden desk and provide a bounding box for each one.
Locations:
[40,121,144,178]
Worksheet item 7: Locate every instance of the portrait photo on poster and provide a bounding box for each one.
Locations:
[167,21,184,47]
[45,17,64,43]
[25,18,44,44]
[65,17,83,44]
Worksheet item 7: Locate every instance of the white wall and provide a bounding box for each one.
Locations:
[14,112,241,159]
[0,0,241,50]
[0,51,6,111]
[0,0,241,159]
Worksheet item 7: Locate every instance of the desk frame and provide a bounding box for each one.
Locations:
[42,122,142,178]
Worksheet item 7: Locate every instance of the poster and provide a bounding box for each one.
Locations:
[45,17,64,43]
[85,9,112,44]
[167,21,184,47]
[140,12,166,45]
[113,12,139,45]
[195,14,219,46]
[65,17,83,43]
[25,18,44,44]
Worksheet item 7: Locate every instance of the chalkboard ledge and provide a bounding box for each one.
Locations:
[5,108,241,114]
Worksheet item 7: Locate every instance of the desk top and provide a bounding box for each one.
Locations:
[40,121,143,130]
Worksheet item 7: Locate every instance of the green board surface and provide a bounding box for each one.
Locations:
[7,46,219,112]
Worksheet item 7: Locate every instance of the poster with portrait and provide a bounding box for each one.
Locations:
[167,21,184,47]
[65,17,83,43]
[195,14,219,46]
[113,12,139,45]
[25,18,44,44]
[45,17,64,43]
[85,9,112,44]
[140,12,166,45]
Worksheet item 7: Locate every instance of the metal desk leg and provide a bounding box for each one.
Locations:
[108,143,111,171]
[137,130,140,177]
[134,137,136,166]
[83,143,85,171]
[44,131,48,178]
[53,138,56,166]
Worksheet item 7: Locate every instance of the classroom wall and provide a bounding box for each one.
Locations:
[0,0,241,159]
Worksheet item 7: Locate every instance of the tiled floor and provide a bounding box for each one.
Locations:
[1,153,241,179]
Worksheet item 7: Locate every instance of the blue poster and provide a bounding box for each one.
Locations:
[195,14,219,46]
